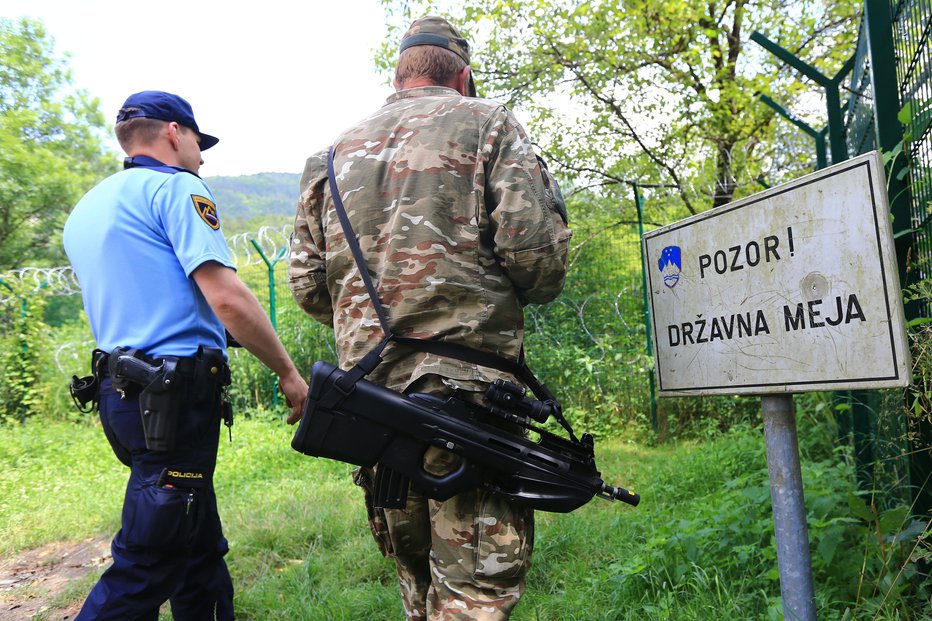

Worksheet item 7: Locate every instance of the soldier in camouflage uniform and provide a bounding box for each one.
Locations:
[289,15,571,620]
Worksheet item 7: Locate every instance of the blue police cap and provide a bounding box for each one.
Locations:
[116,91,219,150]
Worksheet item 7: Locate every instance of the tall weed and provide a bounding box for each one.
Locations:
[0,280,52,424]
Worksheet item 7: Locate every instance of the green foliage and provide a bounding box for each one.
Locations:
[834,492,932,617]
[0,284,94,425]
[42,293,85,328]
[0,17,116,270]
[3,415,930,618]
[38,316,96,419]
[0,415,126,555]
[903,280,932,509]
[377,0,859,218]
[207,172,301,234]
[0,280,50,423]
[567,419,932,619]
[224,261,337,415]
[907,325,932,432]
[525,223,652,435]
[655,393,760,440]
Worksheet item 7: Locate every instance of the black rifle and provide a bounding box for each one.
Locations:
[291,147,640,513]
[291,360,639,513]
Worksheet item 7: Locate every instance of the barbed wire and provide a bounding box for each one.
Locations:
[0,266,83,298]
[9,223,644,385]
[54,339,95,376]
[226,224,291,268]
[0,225,293,303]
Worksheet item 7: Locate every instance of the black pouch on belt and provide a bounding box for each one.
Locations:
[69,349,109,413]
[191,346,230,405]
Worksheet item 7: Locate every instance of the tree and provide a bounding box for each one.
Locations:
[0,17,116,270]
[377,0,860,217]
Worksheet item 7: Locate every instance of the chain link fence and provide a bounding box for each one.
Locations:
[840,0,932,510]
[1,217,652,429]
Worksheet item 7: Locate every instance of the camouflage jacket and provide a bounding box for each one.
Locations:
[289,86,572,393]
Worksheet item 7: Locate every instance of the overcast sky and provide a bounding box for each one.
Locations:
[2,0,393,176]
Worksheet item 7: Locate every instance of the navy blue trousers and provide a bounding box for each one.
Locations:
[76,379,234,621]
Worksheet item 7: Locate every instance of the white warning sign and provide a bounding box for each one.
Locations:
[643,151,910,396]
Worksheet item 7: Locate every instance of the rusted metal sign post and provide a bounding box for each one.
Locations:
[643,152,910,620]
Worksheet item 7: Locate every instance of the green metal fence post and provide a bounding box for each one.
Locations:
[750,31,855,163]
[816,127,829,171]
[249,239,288,407]
[864,0,928,514]
[865,0,916,313]
[633,183,659,432]
[758,94,828,169]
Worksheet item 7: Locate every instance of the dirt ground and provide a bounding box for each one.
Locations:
[0,537,110,620]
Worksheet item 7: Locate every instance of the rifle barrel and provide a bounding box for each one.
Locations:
[599,483,640,507]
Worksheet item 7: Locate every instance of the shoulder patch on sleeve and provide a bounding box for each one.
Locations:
[192,195,220,230]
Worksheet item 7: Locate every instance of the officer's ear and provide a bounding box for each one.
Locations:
[166,122,182,150]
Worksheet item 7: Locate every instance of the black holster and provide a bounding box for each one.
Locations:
[108,346,230,452]
[138,358,183,451]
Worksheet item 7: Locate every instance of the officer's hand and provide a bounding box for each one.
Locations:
[280,371,309,424]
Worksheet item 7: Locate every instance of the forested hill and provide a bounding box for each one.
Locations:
[206,172,301,233]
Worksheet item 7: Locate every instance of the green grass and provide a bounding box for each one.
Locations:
[1,416,929,620]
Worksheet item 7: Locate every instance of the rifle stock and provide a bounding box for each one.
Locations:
[291,361,639,513]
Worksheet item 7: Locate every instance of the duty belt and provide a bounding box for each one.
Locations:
[70,346,230,412]
[95,349,225,380]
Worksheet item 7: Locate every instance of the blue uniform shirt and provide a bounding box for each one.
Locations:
[64,158,234,358]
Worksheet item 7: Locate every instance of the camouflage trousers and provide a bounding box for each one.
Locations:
[355,451,534,621]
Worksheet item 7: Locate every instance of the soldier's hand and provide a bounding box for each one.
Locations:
[279,371,309,424]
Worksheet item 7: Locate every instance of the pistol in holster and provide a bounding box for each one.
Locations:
[109,347,183,452]
[110,346,231,451]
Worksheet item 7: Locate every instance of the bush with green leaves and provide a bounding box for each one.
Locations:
[0,281,50,423]
[600,409,932,619]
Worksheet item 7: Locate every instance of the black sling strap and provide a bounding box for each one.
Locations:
[324,146,577,439]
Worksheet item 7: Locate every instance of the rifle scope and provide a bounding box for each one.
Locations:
[485,379,557,424]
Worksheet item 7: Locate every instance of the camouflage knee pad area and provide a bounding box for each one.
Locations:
[357,448,534,621]
[425,487,533,620]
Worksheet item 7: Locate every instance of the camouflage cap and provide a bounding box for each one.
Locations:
[399,16,477,96]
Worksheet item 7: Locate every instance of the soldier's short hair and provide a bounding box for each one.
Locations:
[115,110,165,150]
[395,45,466,88]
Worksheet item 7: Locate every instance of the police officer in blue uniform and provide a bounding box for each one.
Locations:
[63,91,308,620]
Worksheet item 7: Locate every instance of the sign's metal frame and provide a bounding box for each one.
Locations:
[643,151,910,396]
[642,152,913,621]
